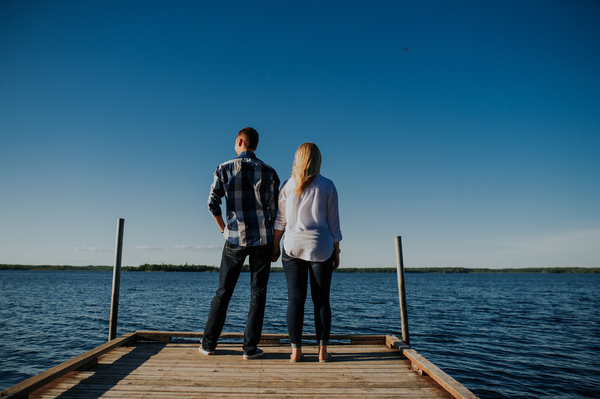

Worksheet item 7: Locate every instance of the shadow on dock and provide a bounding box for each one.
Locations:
[39,343,168,399]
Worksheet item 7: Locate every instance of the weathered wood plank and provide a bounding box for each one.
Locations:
[386,335,478,399]
[32,384,450,395]
[0,333,136,399]
[34,380,445,391]
[32,388,449,399]
[134,331,386,345]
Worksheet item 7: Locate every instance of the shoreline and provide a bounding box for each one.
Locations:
[1,264,598,273]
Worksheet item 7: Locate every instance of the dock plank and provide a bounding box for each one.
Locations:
[28,342,456,399]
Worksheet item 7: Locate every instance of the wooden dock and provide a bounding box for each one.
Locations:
[1,331,479,399]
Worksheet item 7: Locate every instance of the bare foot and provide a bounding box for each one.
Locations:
[290,348,304,362]
[318,345,331,362]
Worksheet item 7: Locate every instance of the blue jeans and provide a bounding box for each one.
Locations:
[282,251,334,348]
[202,241,272,354]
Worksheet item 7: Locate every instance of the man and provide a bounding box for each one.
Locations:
[200,127,280,359]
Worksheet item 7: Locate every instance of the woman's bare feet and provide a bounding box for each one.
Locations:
[290,347,304,362]
[318,345,331,362]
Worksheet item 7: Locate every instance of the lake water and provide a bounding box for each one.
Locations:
[1,270,599,398]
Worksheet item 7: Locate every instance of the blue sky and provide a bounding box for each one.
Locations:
[1,0,598,268]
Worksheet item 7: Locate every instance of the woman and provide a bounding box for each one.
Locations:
[271,142,342,362]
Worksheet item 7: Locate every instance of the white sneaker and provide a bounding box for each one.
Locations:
[199,341,215,356]
[242,348,264,360]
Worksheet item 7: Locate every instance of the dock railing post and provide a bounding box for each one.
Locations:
[395,236,410,346]
[109,218,125,342]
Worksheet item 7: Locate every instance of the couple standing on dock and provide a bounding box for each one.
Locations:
[199,127,342,363]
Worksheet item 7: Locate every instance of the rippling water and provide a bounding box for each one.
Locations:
[1,270,599,398]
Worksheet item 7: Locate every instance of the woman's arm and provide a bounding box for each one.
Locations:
[333,241,340,270]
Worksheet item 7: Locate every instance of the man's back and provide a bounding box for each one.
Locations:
[208,151,280,246]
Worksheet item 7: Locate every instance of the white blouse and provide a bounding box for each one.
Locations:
[274,175,342,262]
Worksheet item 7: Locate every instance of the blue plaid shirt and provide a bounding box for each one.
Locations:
[208,151,280,246]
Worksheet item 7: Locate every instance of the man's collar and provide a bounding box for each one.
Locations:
[238,150,256,159]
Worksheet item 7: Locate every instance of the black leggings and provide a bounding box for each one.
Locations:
[282,251,334,347]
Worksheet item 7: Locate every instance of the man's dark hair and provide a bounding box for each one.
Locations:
[238,127,259,151]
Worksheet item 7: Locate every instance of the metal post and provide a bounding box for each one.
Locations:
[109,218,125,341]
[395,236,410,346]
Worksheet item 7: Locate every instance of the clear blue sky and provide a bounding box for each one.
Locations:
[1,1,598,268]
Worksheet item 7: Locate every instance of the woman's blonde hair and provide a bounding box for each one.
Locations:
[292,142,322,195]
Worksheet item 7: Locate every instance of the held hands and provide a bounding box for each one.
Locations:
[271,229,284,263]
[271,245,281,262]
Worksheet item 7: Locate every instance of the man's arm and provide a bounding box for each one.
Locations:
[208,167,226,235]
[214,215,226,234]
[268,171,281,224]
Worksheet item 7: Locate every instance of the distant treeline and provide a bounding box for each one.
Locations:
[402,267,600,274]
[0,264,219,272]
[1,264,599,273]
[0,264,115,271]
[130,264,219,272]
